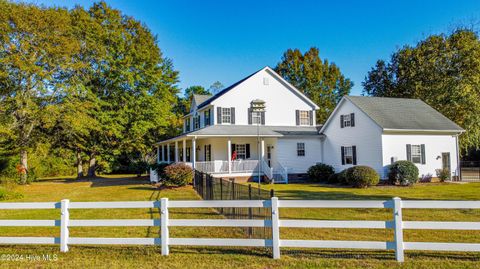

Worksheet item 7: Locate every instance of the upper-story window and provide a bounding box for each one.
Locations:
[194,115,200,130]
[222,108,231,123]
[296,110,311,126]
[185,118,191,132]
[297,142,305,156]
[204,109,211,126]
[340,113,355,128]
[252,111,261,124]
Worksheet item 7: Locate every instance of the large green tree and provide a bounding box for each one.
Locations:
[275,47,353,123]
[0,1,80,183]
[363,29,480,152]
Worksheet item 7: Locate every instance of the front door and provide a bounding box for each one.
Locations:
[442,152,451,171]
[267,145,273,167]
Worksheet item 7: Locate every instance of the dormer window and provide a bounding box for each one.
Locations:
[222,107,231,123]
[204,109,211,126]
[295,110,313,126]
[252,111,261,124]
[185,118,191,132]
[194,115,200,129]
[340,113,355,128]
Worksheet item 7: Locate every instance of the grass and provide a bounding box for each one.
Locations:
[0,176,479,268]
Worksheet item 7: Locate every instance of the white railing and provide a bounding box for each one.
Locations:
[272,162,288,183]
[195,161,229,174]
[196,160,260,174]
[231,160,259,173]
[261,159,273,179]
[0,198,479,262]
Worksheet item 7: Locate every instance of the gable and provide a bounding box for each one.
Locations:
[197,66,319,110]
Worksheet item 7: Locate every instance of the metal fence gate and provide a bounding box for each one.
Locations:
[461,161,480,182]
[193,170,274,239]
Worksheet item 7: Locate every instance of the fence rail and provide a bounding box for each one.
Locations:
[0,198,479,262]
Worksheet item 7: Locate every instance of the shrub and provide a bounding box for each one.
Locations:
[344,166,379,188]
[328,169,348,184]
[436,168,450,182]
[388,160,419,186]
[419,173,433,183]
[307,163,335,182]
[150,162,169,180]
[163,163,194,187]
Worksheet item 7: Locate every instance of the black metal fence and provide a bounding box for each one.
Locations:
[461,161,480,182]
[193,170,274,239]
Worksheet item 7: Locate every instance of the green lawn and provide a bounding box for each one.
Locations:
[0,177,479,268]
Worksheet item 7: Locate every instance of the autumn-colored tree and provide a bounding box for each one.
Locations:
[275,47,353,123]
[363,29,480,152]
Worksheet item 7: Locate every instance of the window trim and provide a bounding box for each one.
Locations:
[235,144,247,160]
[343,146,354,165]
[411,144,422,164]
[297,142,305,157]
[343,114,351,127]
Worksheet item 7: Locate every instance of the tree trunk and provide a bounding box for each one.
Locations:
[76,149,83,178]
[87,153,96,178]
[19,149,28,184]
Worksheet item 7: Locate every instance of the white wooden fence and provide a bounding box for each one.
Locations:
[0,198,479,262]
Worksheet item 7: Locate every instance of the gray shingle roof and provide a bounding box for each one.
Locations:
[345,96,464,132]
[193,94,212,106]
[188,125,322,136]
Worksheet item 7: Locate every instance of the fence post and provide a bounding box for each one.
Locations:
[161,198,169,255]
[60,199,70,252]
[392,197,404,262]
[248,184,253,237]
[271,197,280,259]
[270,189,274,198]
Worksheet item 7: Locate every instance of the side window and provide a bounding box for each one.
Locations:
[341,146,357,165]
[297,142,305,156]
[340,113,355,128]
[222,108,231,123]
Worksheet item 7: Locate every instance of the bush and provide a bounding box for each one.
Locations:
[163,163,194,187]
[328,169,348,184]
[419,173,433,183]
[388,160,419,186]
[344,166,379,188]
[436,168,450,182]
[150,162,169,180]
[307,163,335,182]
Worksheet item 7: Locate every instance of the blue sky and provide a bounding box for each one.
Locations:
[25,0,480,95]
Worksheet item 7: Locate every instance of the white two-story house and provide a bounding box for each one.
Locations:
[156,66,322,182]
[156,67,464,182]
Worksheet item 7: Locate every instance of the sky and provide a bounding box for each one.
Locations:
[22,0,480,95]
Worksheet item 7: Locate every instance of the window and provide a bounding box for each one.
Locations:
[194,115,200,129]
[343,114,351,127]
[222,107,231,123]
[411,145,422,164]
[185,118,191,132]
[299,111,310,125]
[252,111,261,124]
[343,146,354,164]
[297,143,305,156]
[204,145,211,161]
[235,144,246,159]
[204,109,211,126]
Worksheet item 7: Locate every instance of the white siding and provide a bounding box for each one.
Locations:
[381,133,459,179]
[212,69,316,126]
[322,99,384,175]
[276,137,322,174]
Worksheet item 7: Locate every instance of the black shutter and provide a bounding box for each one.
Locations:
[340,115,344,128]
[350,113,355,127]
[421,144,426,164]
[295,110,300,126]
[261,111,265,125]
[217,107,222,124]
[246,144,250,159]
[406,144,412,161]
[231,143,236,159]
[309,110,313,126]
[341,146,345,165]
[352,146,357,165]
[204,145,206,161]
[248,108,252,125]
[230,107,235,124]
[210,109,213,125]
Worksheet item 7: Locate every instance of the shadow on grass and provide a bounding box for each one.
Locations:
[276,189,394,200]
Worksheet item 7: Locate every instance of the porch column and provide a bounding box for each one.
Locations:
[192,138,196,169]
[161,145,165,162]
[167,144,170,163]
[261,139,265,161]
[175,141,179,163]
[156,146,160,164]
[182,139,186,162]
[227,138,232,174]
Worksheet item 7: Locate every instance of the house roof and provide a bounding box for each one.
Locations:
[157,125,322,144]
[192,94,212,106]
[196,66,319,109]
[344,96,464,132]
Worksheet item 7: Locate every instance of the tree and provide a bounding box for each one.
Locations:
[363,29,480,152]
[275,47,353,123]
[0,2,80,183]
[208,81,224,95]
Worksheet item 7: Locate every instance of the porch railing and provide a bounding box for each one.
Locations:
[196,160,260,174]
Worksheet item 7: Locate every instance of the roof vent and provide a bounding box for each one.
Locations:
[263,77,269,85]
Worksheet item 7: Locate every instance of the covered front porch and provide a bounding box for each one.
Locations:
[156,135,288,182]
